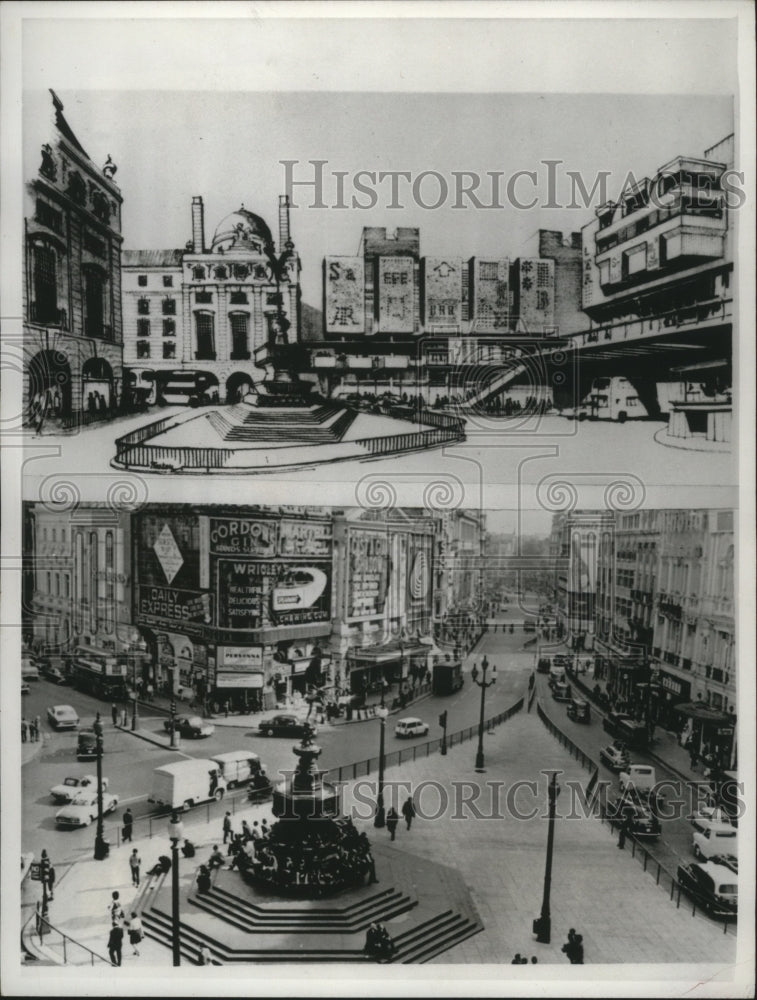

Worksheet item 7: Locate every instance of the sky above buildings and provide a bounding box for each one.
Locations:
[23,87,733,309]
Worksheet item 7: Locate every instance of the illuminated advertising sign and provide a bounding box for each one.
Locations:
[422,257,462,327]
[377,256,415,333]
[324,256,365,334]
[278,519,332,557]
[136,512,201,592]
[347,529,390,620]
[216,560,332,631]
[407,533,433,608]
[208,518,277,557]
[137,585,212,627]
[217,646,263,670]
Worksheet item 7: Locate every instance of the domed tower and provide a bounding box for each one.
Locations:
[211,206,273,255]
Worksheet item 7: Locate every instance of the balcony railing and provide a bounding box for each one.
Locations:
[574,297,732,349]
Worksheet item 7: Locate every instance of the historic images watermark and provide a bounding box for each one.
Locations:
[276,772,745,824]
[281,160,747,212]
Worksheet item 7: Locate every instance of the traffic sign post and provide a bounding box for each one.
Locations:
[439,710,448,755]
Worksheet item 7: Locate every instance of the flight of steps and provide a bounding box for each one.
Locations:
[188,883,417,933]
[205,403,356,445]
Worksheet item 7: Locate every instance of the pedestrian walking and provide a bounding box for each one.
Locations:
[122,807,134,843]
[111,703,118,725]
[198,944,213,965]
[28,718,37,742]
[386,807,399,841]
[108,921,124,966]
[618,815,632,850]
[129,849,141,888]
[125,912,143,955]
[121,708,128,727]
[108,890,125,924]
[222,811,233,844]
[46,861,56,900]
[401,796,416,831]
[21,717,28,743]
[35,715,42,741]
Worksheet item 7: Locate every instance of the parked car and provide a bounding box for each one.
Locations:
[693,821,738,861]
[676,861,738,918]
[257,715,316,738]
[619,764,656,797]
[55,789,120,828]
[691,805,734,835]
[47,705,80,730]
[599,744,630,771]
[21,655,40,681]
[76,728,99,759]
[566,698,591,723]
[50,774,110,803]
[164,715,215,739]
[605,794,660,838]
[394,717,430,739]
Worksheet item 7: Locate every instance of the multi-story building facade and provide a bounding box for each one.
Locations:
[27,503,135,662]
[551,510,614,650]
[122,195,301,405]
[331,508,442,696]
[579,135,733,438]
[309,227,562,402]
[24,90,124,427]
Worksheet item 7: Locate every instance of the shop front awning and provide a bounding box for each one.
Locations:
[347,641,430,664]
[674,701,732,725]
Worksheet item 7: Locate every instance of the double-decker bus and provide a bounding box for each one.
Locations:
[71,648,129,701]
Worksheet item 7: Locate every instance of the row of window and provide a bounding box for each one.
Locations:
[137,319,175,336]
[138,274,173,287]
[137,341,175,359]
[30,241,110,337]
[138,297,176,314]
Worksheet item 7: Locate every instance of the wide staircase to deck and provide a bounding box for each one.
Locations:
[140,842,482,965]
[205,402,357,446]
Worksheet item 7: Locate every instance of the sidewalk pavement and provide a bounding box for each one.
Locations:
[22,696,736,968]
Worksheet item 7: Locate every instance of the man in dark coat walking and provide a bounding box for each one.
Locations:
[401,796,416,831]
[108,922,124,966]
[111,703,118,725]
[122,808,134,843]
[386,807,399,841]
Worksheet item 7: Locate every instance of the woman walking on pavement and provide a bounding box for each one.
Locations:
[386,807,399,841]
[126,912,143,956]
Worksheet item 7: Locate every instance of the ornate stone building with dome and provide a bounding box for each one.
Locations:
[122,194,301,405]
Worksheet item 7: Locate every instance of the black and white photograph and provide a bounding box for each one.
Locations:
[1,3,754,997]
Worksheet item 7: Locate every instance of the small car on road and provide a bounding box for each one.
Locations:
[693,821,738,860]
[619,764,656,797]
[551,682,572,703]
[41,661,70,685]
[691,805,734,835]
[566,698,590,723]
[50,774,110,803]
[257,715,316,738]
[21,682,31,696]
[47,705,80,730]
[599,744,630,771]
[676,860,738,918]
[55,789,120,828]
[164,715,215,739]
[76,727,100,759]
[605,794,660,838]
[394,717,430,739]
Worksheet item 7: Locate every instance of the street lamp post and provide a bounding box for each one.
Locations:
[373,706,389,828]
[93,713,109,860]
[168,813,184,966]
[131,650,139,732]
[169,697,178,749]
[471,656,496,772]
[533,772,560,944]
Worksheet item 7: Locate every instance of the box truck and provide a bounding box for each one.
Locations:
[148,759,227,811]
[432,660,464,695]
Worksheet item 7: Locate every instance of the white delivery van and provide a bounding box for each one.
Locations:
[148,759,227,811]
[210,751,262,788]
